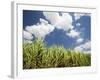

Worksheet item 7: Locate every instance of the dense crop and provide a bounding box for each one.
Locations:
[23,39,91,69]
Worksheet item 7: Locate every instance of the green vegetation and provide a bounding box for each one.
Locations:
[23,39,91,69]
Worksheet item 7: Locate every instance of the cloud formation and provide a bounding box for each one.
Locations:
[43,12,81,39]
[23,30,33,40]
[76,38,84,43]
[76,23,81,27]
[24,12,86,45]
[74,41,91,53]
[23,30,34,43]
[66,29,80,38]
[25,12,77,40]
[74,13,90,20]
[43,12,73,31]
[25,18,54,39]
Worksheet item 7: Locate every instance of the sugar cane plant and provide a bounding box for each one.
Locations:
[23,38,91,69]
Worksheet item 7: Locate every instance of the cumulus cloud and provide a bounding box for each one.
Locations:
[25,18,54,39]
[43,12,73,31]
[43,12,82,39]
[39,18,48,24]
[74,13,84,20]
[66,29,80,38]
[74,13,90,21]
[76,38,84,43]
[43,12,58,25]
[23,30,33,40]
[76,23,81,27]
[23,30,34,43]
[74,41,91,53]
[24,12,84,43]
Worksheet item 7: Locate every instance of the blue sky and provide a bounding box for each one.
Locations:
[23,10,91,53]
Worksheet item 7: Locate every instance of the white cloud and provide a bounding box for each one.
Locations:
[23,30,33,40]
[25,18,55,39]
[43,12,82,39]
[40,18,48,24]
[74,13,84,20]
[76,38,84,43]
[43,12,83,42]
[43,12,73,31]
[74,41,91,53]
[74,13,90,21]
[25,12,83,42]
[66,29,80,38]
[23,30,33,43]
[76,23,81,26]
[43,12,58,25]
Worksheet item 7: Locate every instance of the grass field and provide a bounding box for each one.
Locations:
[23,39,91,69]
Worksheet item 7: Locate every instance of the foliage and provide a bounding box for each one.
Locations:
[23,39,91,69]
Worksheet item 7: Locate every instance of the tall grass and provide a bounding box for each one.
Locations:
[23,39,91,69]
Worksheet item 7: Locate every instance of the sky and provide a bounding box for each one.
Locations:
[23,10,91,53]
